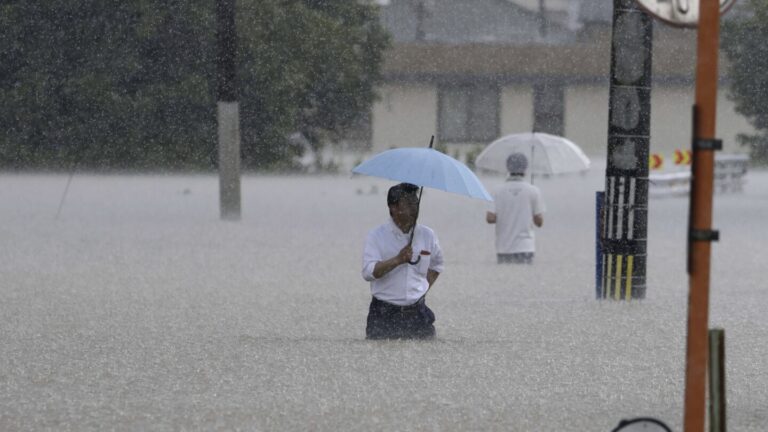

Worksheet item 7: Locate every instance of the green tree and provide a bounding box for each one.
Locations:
[0,1,218,169]
[237,0,389,169]
[0,0,388,170]
[722,0,768,163]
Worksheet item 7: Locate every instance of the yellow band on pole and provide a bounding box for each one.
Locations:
[605,254,613,299]
[614,255,623,300]
[625,255,634,299]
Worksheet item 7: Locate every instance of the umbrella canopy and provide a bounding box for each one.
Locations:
[475,132,591,175]
[352,147,492,201]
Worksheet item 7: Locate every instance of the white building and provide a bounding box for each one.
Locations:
[343,0,752,165]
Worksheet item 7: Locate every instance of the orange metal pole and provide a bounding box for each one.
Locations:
[683,0,720,431]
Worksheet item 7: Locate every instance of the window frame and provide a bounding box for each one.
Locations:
[437,84,500,143]
[533,81,565,136]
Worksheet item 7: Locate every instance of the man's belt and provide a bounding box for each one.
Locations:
[375,296,424,313]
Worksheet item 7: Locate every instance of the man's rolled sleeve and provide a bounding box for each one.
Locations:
[429,237,445,274]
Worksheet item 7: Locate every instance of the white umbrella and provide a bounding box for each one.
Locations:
[475,132,591,176]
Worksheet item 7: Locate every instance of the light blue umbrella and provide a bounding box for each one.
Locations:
[352,138,492,265]
[352,147,492,202]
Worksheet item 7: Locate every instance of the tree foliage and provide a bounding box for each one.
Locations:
[0,0,389,170]
[238,0,388,169]
[722,0,768,163]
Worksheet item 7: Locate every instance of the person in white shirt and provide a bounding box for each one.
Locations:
[362,183,444,339]
[486,153,545,264]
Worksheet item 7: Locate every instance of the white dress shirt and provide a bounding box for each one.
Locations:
[362,218,444,306]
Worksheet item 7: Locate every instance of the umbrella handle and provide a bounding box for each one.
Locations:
[407,184,425,266]
[407,135,432,267]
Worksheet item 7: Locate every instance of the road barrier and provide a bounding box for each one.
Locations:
[649,153,749,197]
[714,154,749,193]
[649,149,692,171]
[649,153,664,170]
[674,148,693,165]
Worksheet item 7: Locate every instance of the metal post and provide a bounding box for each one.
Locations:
[415,1,426,41]
[596,191,605,299]
[216,0,241,220]
[708,328,726,432]
[684,1,720,428]
[600,0,653,300]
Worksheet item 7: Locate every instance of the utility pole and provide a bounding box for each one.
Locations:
[633,0,735,428]
[684,1,721,429]
[216,0,241,220]
[599,0,653,300]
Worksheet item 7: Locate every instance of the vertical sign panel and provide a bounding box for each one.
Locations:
[600,0,653,300]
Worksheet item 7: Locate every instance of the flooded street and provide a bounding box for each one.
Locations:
[2,165,766,431]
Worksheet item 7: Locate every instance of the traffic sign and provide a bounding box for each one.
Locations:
[649,153,664,169]
[635,0,737,28]
[674,149,692,165]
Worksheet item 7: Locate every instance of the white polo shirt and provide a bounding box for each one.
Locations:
[362,219,444,306]
[491,176,545,254]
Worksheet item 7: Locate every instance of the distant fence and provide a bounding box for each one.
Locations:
[649,153,749,197]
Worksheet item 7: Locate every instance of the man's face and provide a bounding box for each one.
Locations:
[391,194,419,226]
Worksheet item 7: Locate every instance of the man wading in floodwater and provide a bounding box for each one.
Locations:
[486,153,544,264]
[361,183,444,340]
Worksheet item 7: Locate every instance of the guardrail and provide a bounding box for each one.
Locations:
[649,153,749,197]
[714,154,749,193]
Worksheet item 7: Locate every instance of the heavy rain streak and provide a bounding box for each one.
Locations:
[1,1,767,431]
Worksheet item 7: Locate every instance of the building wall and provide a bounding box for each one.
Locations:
[564,85,609,156]
[370,81,753,161]
[500,85,534,135]
[717,89,754,155]
[371,83,437,152]
[650,86,695,157]
[644,85,751,157]
[565,83,753,159]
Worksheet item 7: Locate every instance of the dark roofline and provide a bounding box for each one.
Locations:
[381,26,728,83]
[382,71,698,86]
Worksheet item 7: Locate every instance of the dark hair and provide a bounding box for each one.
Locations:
[506,152,528,175]
[387,183,419,207]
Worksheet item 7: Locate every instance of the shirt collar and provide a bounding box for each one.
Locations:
[506,174,525,182]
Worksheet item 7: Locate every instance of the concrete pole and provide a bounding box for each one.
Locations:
[684,0,721,429]
[599,0,653,300]
[216,0,241,221]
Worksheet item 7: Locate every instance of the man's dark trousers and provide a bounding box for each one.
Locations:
[366,296,435,340]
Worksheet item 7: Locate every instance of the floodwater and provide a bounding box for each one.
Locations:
[1,162,766,431]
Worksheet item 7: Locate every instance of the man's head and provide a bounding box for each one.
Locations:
[506,152,528,176]
[387,183,419,226]
[387,182,419,207]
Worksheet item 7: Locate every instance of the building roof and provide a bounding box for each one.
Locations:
[382,25,722,84]
[378,0,742,85]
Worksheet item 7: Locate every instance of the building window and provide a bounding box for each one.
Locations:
[438,85,499,143]
[533,82,564,136]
